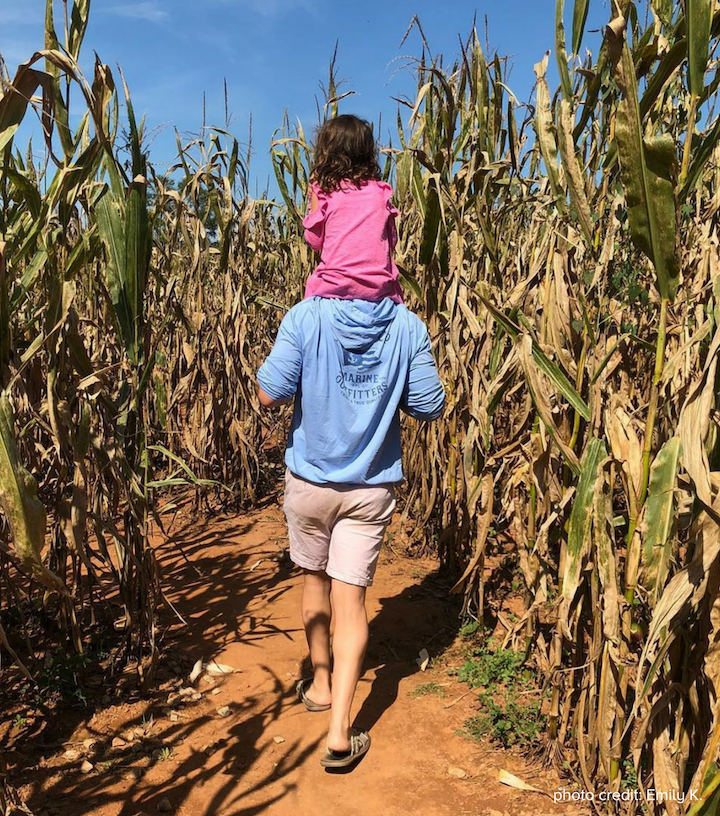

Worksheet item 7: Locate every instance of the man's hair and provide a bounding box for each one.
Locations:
[310,114,381,193]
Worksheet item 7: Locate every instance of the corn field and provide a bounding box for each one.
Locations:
[3,0,720,812]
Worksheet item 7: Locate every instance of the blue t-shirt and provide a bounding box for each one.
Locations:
[257,297,445,485]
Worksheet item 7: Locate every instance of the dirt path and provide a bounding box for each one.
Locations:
[10,497,580,816]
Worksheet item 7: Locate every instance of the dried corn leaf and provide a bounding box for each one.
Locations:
[606,400,643,502]
[640,436,681,605]
[606,14,679,300]
[498,769,547,794]
[559,438,607,637]
[518,335,581,474]
[678,325,720,506]
[0,393,65,593]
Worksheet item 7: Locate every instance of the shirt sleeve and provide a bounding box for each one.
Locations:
[257,311,303,402]
[401,321,445,421]
[302,183,327,252]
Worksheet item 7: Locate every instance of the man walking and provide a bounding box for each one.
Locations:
[257,296,444,768]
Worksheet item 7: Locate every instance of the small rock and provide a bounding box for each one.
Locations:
[64,749,80,760]
[211,688,221,696]
[166,693,180,706]
[169,712,179,722]
[191,692,202,701]
[80,759,94,774]
[216,706,231,718]
[82,738,97,751]
[101,693,111,704]
[157,798,172,813]
[122,730,136,743]
[203,742,218,756]
[179,687,194,698]
[273,736,285,744]
[447,765,467,779]
[111,737,126,748]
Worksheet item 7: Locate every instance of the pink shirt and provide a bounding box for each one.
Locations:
[302,179,404,303]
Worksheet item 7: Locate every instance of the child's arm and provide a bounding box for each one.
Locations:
[303,183,326,252]
[308,186,319,214]
[383,183,400,250]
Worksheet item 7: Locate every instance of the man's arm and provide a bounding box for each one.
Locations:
[401,323,445,421]
[257,311,302,408]
[257,387,292,408]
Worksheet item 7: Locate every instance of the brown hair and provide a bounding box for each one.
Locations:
[310,115,381,193]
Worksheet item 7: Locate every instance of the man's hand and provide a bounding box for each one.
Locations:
[258,386,291,408]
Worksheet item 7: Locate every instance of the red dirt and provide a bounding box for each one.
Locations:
[4,497,587,816]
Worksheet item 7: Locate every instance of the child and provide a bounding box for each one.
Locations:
[302,114,404,304]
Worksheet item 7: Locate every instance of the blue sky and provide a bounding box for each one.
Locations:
[0,0,611,194]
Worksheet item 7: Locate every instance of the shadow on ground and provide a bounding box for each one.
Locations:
[2,498,464,816]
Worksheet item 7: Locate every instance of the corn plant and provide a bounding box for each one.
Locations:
[0,1,279,680]
[382,1,720,809]
[3,1,720,812]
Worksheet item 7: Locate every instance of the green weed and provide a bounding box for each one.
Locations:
[458,620,481,639]
[409,682,446,699]
[462,693,546,748]
[449,645,531,690]
[621,757,638,790]
[450,643,543,749]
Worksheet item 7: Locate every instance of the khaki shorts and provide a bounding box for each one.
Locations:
[282,469,396,587]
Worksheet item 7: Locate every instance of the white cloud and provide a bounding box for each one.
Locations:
[0,1,48,70]
[0,4,44,27]
[105,2,169,22]
[212,0,320,17]
[0,40,44,70]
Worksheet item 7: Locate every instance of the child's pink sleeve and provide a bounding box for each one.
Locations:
[302,183,327,252]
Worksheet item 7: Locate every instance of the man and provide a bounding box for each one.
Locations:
[257,296,444,768]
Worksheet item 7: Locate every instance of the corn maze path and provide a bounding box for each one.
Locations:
[13,494,582,816]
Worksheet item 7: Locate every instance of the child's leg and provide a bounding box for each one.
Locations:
[326,579,368,751]
[301,569,332,705]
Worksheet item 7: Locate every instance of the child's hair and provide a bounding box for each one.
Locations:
[310,114,381,193]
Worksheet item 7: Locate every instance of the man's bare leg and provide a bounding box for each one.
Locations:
[326,579,368,751]
[301,569,333,706]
